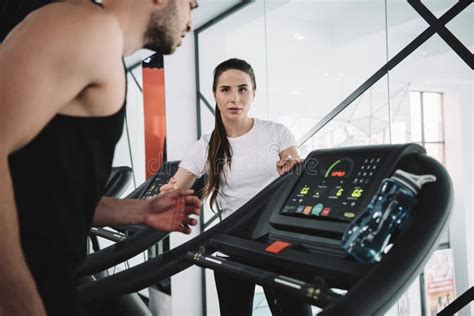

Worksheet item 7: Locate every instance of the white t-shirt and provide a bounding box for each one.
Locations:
[180,118,296,218]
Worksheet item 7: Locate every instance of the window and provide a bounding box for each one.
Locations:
[409,91,445,165]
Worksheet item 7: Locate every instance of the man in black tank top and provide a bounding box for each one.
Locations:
[0,1,200,315]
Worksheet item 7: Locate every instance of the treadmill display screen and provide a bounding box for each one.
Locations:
[280,155,385,222]
[141,178,162,200]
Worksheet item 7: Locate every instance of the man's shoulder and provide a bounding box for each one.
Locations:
[14,2,123,56]
[33,2,117,28]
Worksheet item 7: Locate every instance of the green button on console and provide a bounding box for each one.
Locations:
[312,203,324,215]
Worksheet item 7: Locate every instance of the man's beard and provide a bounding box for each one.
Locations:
[143,6,179,54]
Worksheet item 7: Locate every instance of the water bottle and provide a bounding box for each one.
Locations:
[341,169,436,263]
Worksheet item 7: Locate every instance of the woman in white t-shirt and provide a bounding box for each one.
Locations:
[161,58,311,316]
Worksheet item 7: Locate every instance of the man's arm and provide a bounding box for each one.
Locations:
[0,4,121,314]
[94,190,201,234]
[91,169,201,233]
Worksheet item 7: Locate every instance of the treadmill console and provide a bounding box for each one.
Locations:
[139,162,180,200]
[269,144,425,237]
[137,161,204,201]
[140,179,163,200]
[280,155,382,222]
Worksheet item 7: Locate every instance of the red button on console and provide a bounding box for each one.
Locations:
[265,241,291,254]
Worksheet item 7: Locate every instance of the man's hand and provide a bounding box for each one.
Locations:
[144,189,201,234]
[276,155,302,175]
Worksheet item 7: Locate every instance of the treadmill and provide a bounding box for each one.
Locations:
[77,143,452,315]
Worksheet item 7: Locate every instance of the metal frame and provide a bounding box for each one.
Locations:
[299,0,472,146]
[438,287,474,315]
[409,0,473,70]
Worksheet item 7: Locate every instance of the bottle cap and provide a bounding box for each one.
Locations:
[391,169,436,194]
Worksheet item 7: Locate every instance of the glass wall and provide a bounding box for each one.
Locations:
[195,1,472,315]
[264,0,389,145]
[197,0,268,135]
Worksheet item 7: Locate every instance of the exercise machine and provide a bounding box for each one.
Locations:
[77,144,452,315]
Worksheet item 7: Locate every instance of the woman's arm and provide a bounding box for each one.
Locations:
[276,146,303,175]
[160,167,199,193]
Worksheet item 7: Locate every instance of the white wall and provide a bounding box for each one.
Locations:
[113,50,152,194]
[444,81,473,315]
[164,32,203,316]
[164,34,199,160]
[471,76,474,288]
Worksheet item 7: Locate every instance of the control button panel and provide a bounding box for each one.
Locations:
[279,154,385,222]
[354,157,381,184]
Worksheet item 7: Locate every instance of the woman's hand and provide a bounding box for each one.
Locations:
[144,189,201,234]
[160,177,178,193]
[276,155,302,175]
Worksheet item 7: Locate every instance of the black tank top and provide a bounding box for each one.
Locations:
[8,70,126,315]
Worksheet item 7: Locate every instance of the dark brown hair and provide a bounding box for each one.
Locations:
[203,58,256,210]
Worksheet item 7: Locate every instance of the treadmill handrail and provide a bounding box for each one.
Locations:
[77,172,290,302]
[90,227,127,243]
[186,250,339,308]
[78,228,168,276]
[208,233,372,289]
